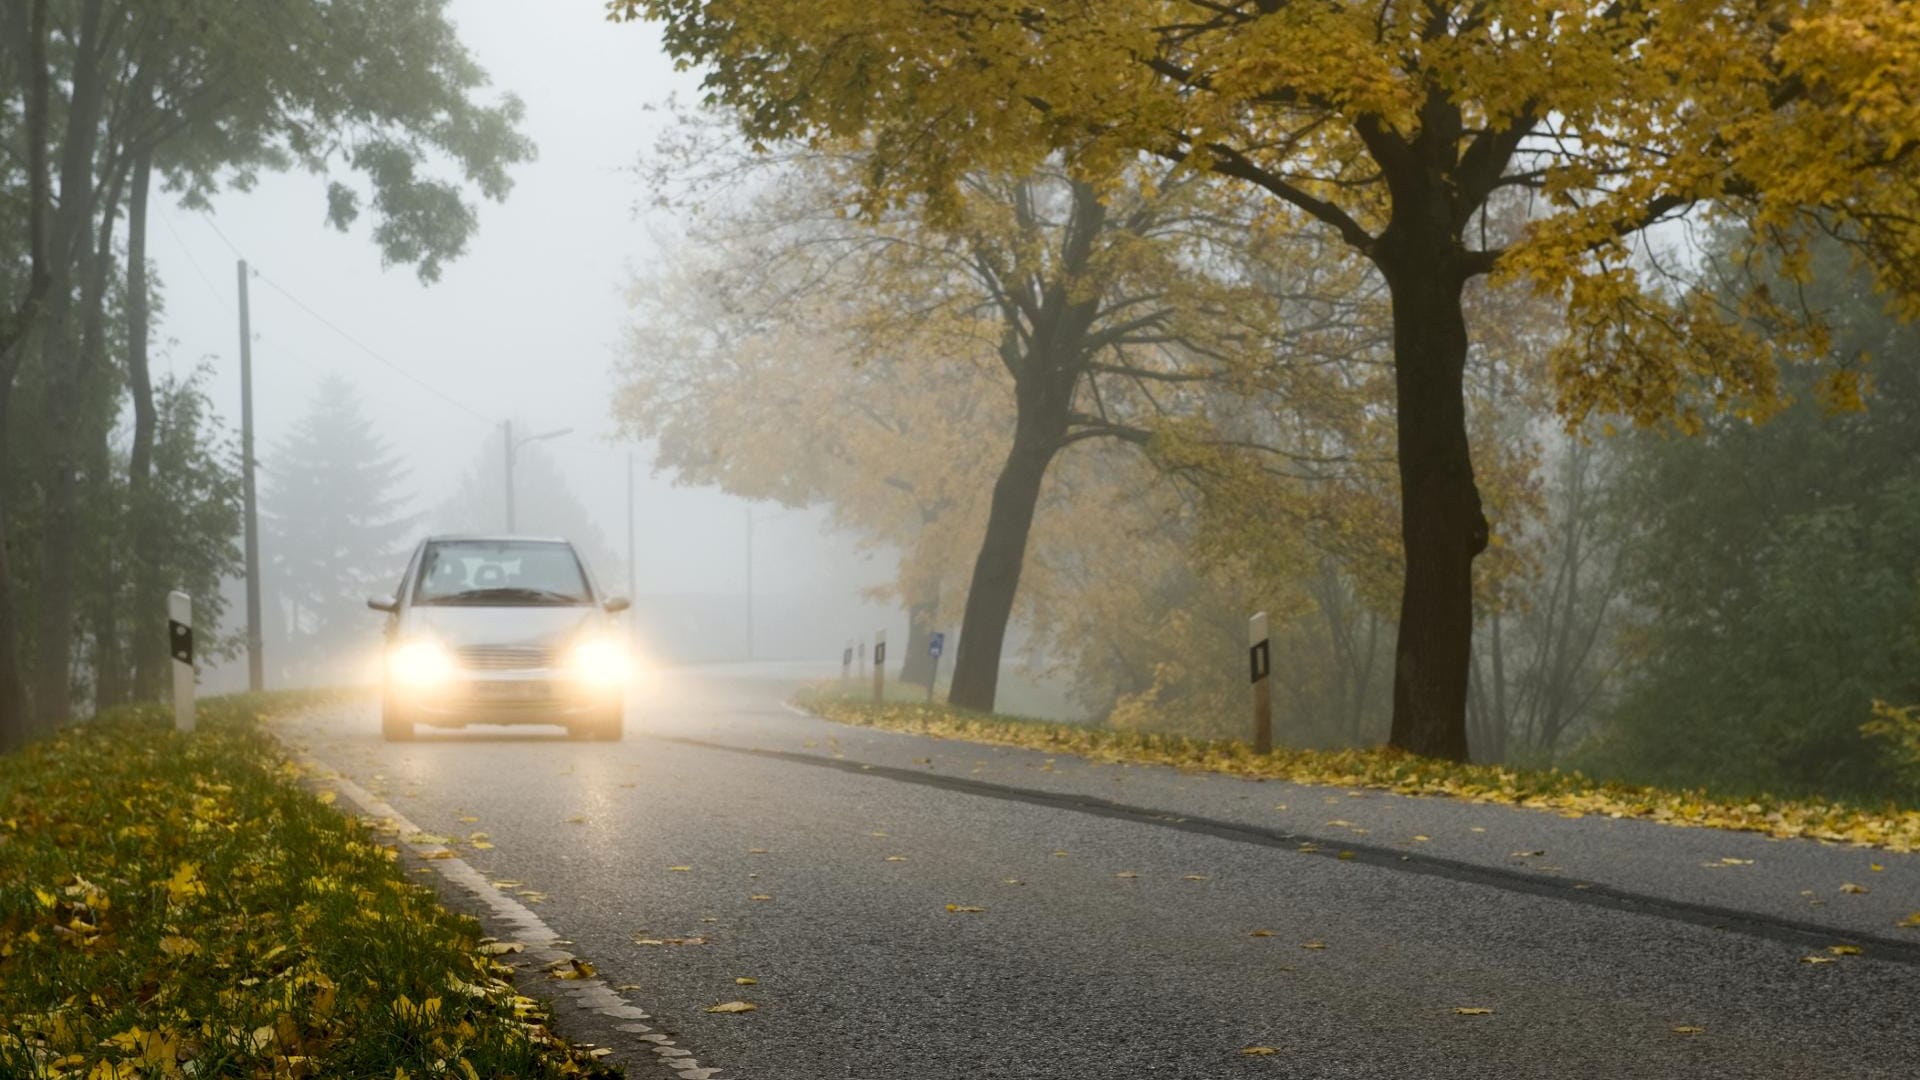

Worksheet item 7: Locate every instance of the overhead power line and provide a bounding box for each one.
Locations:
[197,212,492,426]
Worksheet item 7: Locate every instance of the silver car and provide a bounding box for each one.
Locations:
[368,535,632,741]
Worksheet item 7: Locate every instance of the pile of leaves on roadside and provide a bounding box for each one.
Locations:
[796,690,1920,856]
[0,692,619,1079]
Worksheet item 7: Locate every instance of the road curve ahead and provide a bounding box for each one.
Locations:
[277,666,1920,1080]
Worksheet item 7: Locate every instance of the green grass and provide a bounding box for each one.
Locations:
[0,692,616,1079]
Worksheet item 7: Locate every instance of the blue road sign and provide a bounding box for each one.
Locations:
[928,632,946,658]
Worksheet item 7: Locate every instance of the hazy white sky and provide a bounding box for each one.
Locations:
[146,0,869,603]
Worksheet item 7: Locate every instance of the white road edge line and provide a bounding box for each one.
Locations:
[294,748,727,1080]
[779,702,813,719]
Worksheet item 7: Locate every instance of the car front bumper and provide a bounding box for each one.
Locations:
[392,671,621,726]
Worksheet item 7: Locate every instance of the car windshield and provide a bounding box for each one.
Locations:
[413,541,591,606]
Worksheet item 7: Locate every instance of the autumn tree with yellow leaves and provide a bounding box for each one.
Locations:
[612,0,1920,759]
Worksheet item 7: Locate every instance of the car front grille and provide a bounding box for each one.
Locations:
[456,645,556,671]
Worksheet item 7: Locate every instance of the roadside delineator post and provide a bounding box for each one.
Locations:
[926,631,946,704]
[872,630,887,704]
[842,640,854,689]
[169,590,195,733]
[858,641,867,679]
[1249,611,1271,754]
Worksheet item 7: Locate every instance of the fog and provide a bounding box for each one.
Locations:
[141,3,904,691]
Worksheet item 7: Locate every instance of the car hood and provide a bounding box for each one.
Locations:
[408,604,600,648]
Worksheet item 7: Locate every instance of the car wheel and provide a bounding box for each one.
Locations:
[381,700,415,741]
[592,708,624,742]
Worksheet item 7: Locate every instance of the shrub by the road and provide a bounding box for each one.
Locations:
[0,693,614,1079]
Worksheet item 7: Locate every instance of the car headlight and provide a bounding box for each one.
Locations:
[388,639,456,689]
[566,636,631,687]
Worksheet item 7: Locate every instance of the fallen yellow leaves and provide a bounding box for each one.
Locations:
[705,1001,756,1014]
[1300,941,1327,950]
[1840,883,1869,894]
[1240,1046,1278,1056]
[945,904,986,913]
[797,696,1920,853]
[1249,929,1274,937]
[549,958,597,980]
[1898,912,1920,929]
[735,977,758,985]
[1451,1007,1494,1016]
[1672,1026,1705,1035]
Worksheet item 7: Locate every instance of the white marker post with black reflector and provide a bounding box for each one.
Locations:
[872,630,887,704]
[842,640,854,688]
[1249,611,1271,754]
[169,590,195,733]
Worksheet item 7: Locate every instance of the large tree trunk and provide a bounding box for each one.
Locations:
[1381,242,1486,762]
[125,148,164,700]
[946,401,1066,713]
[78,163,127,710]
[0,0,54,750]
[30,0,108,729]
[899,596,939,687]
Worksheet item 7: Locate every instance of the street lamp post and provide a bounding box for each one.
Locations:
[502,421,574,533]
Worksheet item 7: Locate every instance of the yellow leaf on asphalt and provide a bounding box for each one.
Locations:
[1510,850,1545,858]
[1469,827,1487,833]
[588,1048,614,1059]
[1828,944,1863,956]
[748,848,770,854]
[1002,878,1024,885]
[1053,850,1068,857]
[735,977,758,985]
[945,904,985,913]
[459,816,479,823]
[1672,1026,1705,1035]
[706,1001,756,1013]
[549,958,596,980]
[1249,929,1274,937]
[750,895,773,901]
[477,942,524,955]
[1719,857,1753,865]
[1115,872,1138,879]
[885,855,908,862]
[1326,820,1356,828]
[1800,955,1837,964]
[567,816,588,825]
[668,866,692,872]
[1183,874,1209,881]
[1240,1046,1278,1056]
[1411,835,1431,843]
[632,938,665,946]
[1899,912,1920,928]
[1840,883,1869,894]
[471,842,494,850]
[1452,1007,1494,1016]
[1301,941,1327,950]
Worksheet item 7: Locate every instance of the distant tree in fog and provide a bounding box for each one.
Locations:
[263,375,415,684]
[434,428,621,588]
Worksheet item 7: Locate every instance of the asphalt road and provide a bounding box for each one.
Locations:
[278,665,1920,1080]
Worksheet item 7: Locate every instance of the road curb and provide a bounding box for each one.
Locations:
[292,743,730,1080]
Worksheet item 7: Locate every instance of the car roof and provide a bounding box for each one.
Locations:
[423,534,574,546]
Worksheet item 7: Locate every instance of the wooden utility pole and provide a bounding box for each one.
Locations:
[236,260,263,692]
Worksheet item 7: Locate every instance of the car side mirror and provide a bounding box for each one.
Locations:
[603,596,631,614]
[367,595,399,614]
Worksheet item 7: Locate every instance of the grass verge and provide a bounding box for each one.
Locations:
[795,688,1920,859]
[0,692,617,1079]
